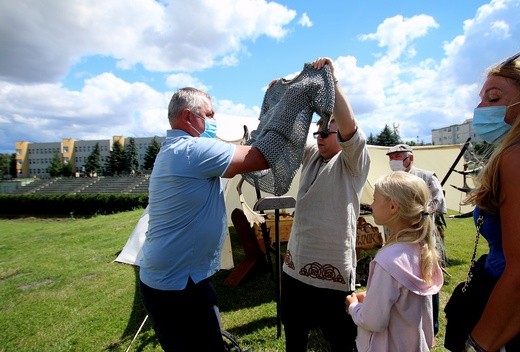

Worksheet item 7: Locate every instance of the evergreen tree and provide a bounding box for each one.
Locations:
[367,133,376,145]
[144,137,161,171]
[375,124,401,146]
[85,143,101,176]
[125,137,139,174]
[48,153,63,177]
[0,153,9,177]
[105,140,126,175]
[403,140,418,147]
[9,153,17,178]
[61,162,73,177]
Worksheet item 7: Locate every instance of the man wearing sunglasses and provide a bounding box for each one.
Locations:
[281,57,371,352]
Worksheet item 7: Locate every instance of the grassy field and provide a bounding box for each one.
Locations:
[0,209,487,351]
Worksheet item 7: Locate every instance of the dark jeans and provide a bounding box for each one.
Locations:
[139,277,226,352]
[281,272,357,352]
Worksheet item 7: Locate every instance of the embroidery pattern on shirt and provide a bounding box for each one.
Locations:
[284,250,295,270]
[299,262,346,283]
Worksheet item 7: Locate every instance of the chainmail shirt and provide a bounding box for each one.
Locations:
[243,63,336,195]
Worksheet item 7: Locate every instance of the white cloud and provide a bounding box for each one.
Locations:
[165,73,210,92]
[298,13,313,27]
[0,0,297,152]
[359,15,439,60]
[0,0,297,83]
[340,1,520,143]
[0,74,170,145]
[1,0,519,154]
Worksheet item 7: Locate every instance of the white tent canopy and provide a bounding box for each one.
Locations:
[224,143,474,224]
[117,116,474,270]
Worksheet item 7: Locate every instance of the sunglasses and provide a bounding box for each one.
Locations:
[312,131,337,139]
[500,52,520,68]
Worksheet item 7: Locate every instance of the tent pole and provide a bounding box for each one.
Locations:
[440,137,471,187]
[125,315,148,352]
[254,196,296,339]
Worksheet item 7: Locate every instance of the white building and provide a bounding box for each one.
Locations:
[431,119,482,145]
[15,136,165,178]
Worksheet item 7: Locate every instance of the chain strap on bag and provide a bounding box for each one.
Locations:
[462,215,484,293]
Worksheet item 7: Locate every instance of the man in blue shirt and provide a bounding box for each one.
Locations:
[139,87,269,351]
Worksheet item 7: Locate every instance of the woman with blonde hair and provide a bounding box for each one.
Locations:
[445,52,520,351]
[346,171,443,352]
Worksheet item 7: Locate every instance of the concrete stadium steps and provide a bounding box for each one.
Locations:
[12,175,150,195]
[35,177,97,195]
[11,178,58,194]
[77,175,149,194]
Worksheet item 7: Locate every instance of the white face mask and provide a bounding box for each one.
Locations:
[389,158,407,171]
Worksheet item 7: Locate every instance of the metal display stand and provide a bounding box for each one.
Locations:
[254,196,296,338]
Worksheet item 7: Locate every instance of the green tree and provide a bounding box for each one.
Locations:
[9,153,17,178]
[403,140,418,147]
[0,153,10,177]
[124,138,139,174]
[144,137,161,171]
[367,133,376,145]
[61,162,73,177]
[85,143,101,176]
[375,124,401,146]
[48,153,63,177]
[105,140,126,176]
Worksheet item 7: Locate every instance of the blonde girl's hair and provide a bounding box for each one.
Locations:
[374,171,439,284]
[465,53,520,214]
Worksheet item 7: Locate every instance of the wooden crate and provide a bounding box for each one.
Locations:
[254,215,293,244]
[252,215,383,250]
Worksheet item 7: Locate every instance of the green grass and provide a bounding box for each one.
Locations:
[0,210,485,351]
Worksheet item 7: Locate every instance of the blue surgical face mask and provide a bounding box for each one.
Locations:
[472,101,520,144]
[191,112,218,138]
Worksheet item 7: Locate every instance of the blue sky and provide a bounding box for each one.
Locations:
[1,0,519,153]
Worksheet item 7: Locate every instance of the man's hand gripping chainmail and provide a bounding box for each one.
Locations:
[243,63,336,196]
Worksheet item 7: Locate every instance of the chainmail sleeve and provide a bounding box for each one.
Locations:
[243,63,335,195]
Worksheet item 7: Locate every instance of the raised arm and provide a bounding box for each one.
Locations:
[311,57,357,141]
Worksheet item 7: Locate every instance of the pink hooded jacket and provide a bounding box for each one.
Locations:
[349,242,443,352]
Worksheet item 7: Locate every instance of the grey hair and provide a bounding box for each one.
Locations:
[167,87,211,123]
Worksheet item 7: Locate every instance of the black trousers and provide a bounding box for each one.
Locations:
[433,292,440,336]
[281,272,357,352]
[139,277,226,352]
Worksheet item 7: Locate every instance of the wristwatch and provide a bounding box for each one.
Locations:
[465,335,487,352]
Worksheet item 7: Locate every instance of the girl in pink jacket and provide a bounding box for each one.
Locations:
[346,171,443,352]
